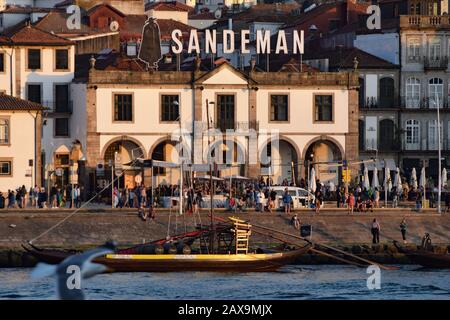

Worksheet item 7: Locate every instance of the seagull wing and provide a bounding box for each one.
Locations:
[31,262,57,279]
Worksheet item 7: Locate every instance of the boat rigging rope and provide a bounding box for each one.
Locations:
[28,156,144,244]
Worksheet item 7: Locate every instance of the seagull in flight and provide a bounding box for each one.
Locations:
[31,241,116,300]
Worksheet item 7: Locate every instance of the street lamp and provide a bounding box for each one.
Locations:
[431,94,442,213]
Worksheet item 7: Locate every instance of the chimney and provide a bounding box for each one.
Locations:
[89,55,96,69]
[250,57,256,71]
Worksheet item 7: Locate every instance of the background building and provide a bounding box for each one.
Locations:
[0,94,42,192]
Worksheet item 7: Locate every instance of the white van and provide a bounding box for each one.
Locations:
[266,186,316,209]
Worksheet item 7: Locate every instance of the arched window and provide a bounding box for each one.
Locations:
[0,118,9,144]
[359,77,365,108]
[379,119,395,151]
[405,119,420,149]
[379,77,395,107]
[429,78,443,108]
[406,77,420,108]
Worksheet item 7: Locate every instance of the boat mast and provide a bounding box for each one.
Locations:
[206,99,215,253]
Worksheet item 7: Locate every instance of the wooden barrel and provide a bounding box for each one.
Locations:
[154,245,164,254]
[182,245,191,255]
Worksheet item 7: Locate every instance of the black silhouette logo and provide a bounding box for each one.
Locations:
[138,17,163,70]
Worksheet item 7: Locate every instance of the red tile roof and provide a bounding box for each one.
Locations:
[1,5,54,14]
[34,10,115,37]
[157,18,195,40]
[0,21,74,46]
[303,47,398,69]
[86,3,126,17]
[145,1,193,13]
[188,12,217,20]
[0,94,44,111]
[119,16,195,41]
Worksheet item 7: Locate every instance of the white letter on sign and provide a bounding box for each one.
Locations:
[241,30,250,54]
[275,30,288,54]
[223,30,235,54]
[256,30,271,54]
[188,30,200,54]
[171,29,183,54]
[205,30,217,54]
[293,30,304,54]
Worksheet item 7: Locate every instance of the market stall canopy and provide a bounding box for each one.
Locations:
[222,175,250,180]
[194,175,224,181]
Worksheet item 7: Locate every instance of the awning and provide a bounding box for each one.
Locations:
[365,159,397,171]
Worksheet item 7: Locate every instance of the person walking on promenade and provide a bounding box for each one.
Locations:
[20,185,27,208]
[33,185,39,208]
[445,190,450,213]
[0,192,5,209]
[347,192,355,214]
[400,218,407,244]
[336,188,342,208]
[7,190,16,208]
[371,218,381,244]
[392,187,398,208]
[374,187,380,208]
[283,188,292,214]
[291,214,301,230]
[315,191,323,214]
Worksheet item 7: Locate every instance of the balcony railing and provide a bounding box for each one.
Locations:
[42,100,73,114]
[363,138,400,153]
[401,96,449,109]
[360,96,399,109]
[403,138,450,151]
[400,15,450,29]
[424,56,449,70]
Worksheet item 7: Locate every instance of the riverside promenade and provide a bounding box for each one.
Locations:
[1,207,449,247]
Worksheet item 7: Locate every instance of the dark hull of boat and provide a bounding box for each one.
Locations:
[393,241,450,268]
[23,244,311,272]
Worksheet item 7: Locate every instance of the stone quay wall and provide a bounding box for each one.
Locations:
[0,208,449,267]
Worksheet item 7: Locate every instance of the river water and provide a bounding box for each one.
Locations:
[0,265,448,300]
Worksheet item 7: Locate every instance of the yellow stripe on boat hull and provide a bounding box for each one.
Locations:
[105,253,283,261]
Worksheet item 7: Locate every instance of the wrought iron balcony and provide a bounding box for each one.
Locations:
[424,56,449,71]
[360,96,399,109]
[42,100,73,114]
[403,138,450,151]
[400,96,449,110]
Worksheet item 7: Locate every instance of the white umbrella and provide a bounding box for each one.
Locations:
[384,167,392,192]
[309,168,316,192]
[395,167,402,190]
[363,165,370,190]
[419,167,426,190]
[372,167,380,189]
[411,167,418,190]
[442,168,447,187]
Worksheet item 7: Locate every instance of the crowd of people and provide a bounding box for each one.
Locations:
[0,184,82,209]
[1,174,449,213]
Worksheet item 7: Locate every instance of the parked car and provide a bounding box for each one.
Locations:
[266,186,316,209]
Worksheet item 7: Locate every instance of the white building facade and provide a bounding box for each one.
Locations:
[0,23,76,188]
[71,62,359,196]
